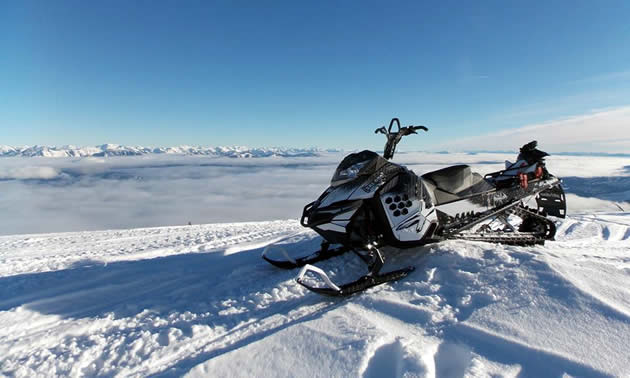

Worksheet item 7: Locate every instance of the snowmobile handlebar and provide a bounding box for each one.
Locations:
[376,118,428,160]
[374,119,428,136]
[388,117,401,134]
[407,125,429,133]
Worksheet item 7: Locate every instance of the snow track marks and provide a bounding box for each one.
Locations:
[1,215,630,377]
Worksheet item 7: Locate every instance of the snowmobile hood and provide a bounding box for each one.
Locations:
[317,152,403,209]
[330,150,389,187]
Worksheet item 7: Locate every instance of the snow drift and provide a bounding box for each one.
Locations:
[1,213,629,377]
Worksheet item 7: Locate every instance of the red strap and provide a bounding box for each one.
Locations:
[519,173,528,189]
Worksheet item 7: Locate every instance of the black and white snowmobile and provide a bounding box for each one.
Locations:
[263,118,567,297]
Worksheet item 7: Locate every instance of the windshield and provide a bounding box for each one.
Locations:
[330,150,383,187]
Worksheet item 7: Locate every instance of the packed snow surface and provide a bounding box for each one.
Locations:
[1,213,629,377]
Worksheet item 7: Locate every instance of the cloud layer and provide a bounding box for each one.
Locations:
[0,153,627,235]
[0,155,341,235]
[0,166,61,180]
[441,106,630,153]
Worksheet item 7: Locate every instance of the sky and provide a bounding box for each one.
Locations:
[2,0,630,152]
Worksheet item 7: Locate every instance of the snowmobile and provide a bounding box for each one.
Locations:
[263,118,567,297]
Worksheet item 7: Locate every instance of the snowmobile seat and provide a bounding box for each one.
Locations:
[421,165,486,205]
[421,165,481,194]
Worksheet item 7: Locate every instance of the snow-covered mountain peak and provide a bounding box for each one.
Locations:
[0,145,329,158]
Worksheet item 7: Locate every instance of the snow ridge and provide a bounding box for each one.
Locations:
[1,214,629,377]
[0,145,338,158]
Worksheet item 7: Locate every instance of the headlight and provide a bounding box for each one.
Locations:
[331,160,368,186]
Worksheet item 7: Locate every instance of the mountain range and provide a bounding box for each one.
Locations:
[0,144,334,158]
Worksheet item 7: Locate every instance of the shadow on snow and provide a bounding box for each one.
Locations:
[0,240,343,375]
[561,176,630,202]
[1,235,625,377]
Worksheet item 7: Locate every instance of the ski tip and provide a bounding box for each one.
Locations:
[298,265,416,298]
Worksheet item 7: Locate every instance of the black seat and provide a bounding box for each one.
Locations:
[421,165,490,205]
[421,165,478,194]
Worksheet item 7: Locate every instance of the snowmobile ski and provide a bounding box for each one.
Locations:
[296,264,414,297]
[262,242,350,269]
[295,243,414,297]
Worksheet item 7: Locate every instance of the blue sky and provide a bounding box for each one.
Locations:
[2,0,630,151]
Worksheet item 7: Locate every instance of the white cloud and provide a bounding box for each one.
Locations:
[0,155,341,235]
[441,106,630,153]
[0,152,627,235]
[0,166,61,180]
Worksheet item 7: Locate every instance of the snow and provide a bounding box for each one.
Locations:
[0,145,324,158]
[1,151,629,377]
[1,214,629,377]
